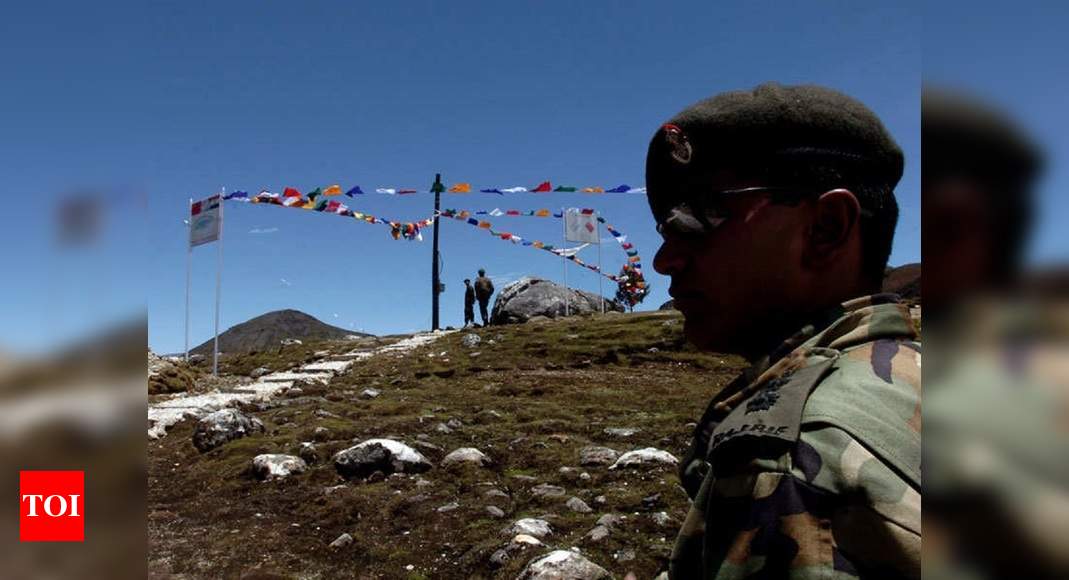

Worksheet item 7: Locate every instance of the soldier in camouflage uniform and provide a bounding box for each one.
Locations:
[645,83,921,579]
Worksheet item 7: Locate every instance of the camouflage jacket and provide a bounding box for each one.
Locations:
[670,294,921,580]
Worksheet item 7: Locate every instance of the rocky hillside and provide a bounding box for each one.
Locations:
[192,309,369,356]
[148,311,745,579]
[883,262,921,302]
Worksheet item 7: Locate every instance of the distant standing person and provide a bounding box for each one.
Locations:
[463,279,476,327]
[474,269,494,326]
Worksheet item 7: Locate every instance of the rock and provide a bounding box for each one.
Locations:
[280,338,303,346]
[490,277,623,325]
[359,388,380,399]
[651,511,673,527]
[446,418,463,430]
[484,489,510,501]
[504,518,552,538]
[566,496,592,513]
[509,534,544,549]
[610,448,680,469]
[489,549,510,569]
[315,409,340,419]
[593,495,607,505]
[250,366,271,378]
[596,514,625,529]
[579,446,620,466]
[586,525,610,542]
[333,439,432,479]
[603,427,641,438]
[433,368,456,379]
[517,550,612,580]
[434,423,452,434]
[580,472,591,482]
[192,409,265,452]
[441,447,492,468]
[615,549,636,563]
[329,533,353,549]
[296,442,318,464]
[530,484,566,499]
[642,492,663,509]
[249,454,305,481]
[659,299,676,310]
[461,334,482,348]
[485,505,506,518]
[312,426,330,441]
[474,409,504,423]
[436,502,460,513]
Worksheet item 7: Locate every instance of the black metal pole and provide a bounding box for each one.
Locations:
[431,173,442,331]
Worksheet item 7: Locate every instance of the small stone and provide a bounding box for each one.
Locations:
[596,514,625,529]
[484,489,509,500]
[360,388,381,399]
[191,409,265,453]
[485,505,506,518]
[603,427,641,438]
[615,549,636,563]
[436,502,459,513]
[610,448,679,469]
[579,446,620,466]
[565,496,592,513]
[315,409,340,419]
[504,518,552,538]
[251,454,307,481]
[441,447,492,468]
[594,495,607,505]
[642,492,664,509]
[651,511,673,527]
[415,478,433,489]
[329,533,353,549]
[489,549,510,569]
[250,366,271,378]
[298,442,319,464]
[530,484,566,499]
[434,423,452,434]
[579,472,591,481]
[509,534,544,548]
[586,525,610,542]
[446,418,463,429]
[461,334,482,348]
[366,471,385,483]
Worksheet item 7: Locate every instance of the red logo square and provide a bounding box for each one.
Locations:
[19,471,84,542]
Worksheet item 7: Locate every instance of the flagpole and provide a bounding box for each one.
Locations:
[185,198,192,362]
[213,189,223,377]
[597,215,604,314]
[562,207,569,317]
[431,173,442,331]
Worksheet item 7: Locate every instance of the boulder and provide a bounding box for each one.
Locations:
[530,484,566,499]
[490,277,622,325]
[565,496,592,513]
[333,439,432,479]
[461,334,482,348]
[518,550,612,580]
[191,409,264,452]
[441,447,492,468]
[359,388,381,399]
[251,454,307,480]
[659,299,676,310]
[610,448,680,469]
[297,442,319,464]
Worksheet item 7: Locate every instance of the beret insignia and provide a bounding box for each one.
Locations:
[663,123,692,165]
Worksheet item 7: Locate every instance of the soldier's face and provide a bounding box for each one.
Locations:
[653,179,807,355]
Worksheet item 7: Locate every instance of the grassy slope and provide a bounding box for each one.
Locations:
[148,311,745,579]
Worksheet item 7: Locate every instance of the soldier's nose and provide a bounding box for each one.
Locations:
[654,240,687,276]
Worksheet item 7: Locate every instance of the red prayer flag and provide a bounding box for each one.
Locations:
[283,187,301,198]
[532,181,552,192]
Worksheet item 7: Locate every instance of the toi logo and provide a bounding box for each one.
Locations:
[19,471,84,542]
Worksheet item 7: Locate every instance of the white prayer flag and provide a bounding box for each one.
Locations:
[189,195,221,247]
[564,208,600,244]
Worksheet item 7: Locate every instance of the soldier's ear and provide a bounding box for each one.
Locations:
[804,189,860,268]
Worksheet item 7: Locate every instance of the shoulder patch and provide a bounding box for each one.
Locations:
[709,357,837,458]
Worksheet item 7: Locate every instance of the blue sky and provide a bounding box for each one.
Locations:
[1,1,924,354]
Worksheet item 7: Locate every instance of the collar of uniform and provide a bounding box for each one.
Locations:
[708,293,913,419]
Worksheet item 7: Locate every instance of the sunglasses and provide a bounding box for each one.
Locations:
[654,186,828,240]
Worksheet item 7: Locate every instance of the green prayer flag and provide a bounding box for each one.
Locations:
[554,186,577,192]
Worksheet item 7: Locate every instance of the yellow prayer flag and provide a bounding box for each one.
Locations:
[535,209,550,217]
[448,183,472,193]
[323,184,342,196]
[478,221,491,229]
[582,187,605,193]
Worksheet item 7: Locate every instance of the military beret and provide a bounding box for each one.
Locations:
[646,83,904,204]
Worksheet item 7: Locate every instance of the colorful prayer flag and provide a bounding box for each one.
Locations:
[323,185,342,196]
[554,186,577,192]
[581,187,604,193]
[607,184,630,193]
[480,188,503,194]
[448,183,471,193]
[532,181,552,192]
[345,186,364,196]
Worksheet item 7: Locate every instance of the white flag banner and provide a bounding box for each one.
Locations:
[564,208,600,244]
[550,243,590,258]
[189,194,221,247]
